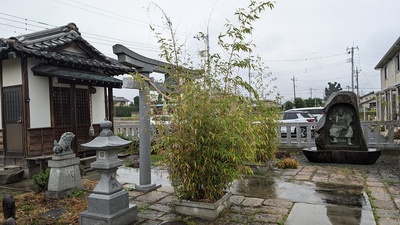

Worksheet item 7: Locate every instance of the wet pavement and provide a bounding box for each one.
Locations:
[119,153,400,225]
[1,153,400,224]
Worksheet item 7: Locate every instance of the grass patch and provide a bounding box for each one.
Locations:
[278,202,294,225]
[0,179,98,224]
[365,187,380,223]
[382,179,400,186]
[0,188,26,200]
[138,204,150,213]
[151,154,164,166]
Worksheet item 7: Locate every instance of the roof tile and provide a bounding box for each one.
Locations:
[1,22,134,75]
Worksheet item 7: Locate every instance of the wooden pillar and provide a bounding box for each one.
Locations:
[107,87,114,130]
[70,84,77,153]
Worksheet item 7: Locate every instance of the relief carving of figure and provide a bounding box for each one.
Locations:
[329,108,353,145]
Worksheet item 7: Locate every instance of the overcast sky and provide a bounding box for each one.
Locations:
[1,0,399,103]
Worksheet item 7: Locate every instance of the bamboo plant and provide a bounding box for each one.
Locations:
[145,0,280,202]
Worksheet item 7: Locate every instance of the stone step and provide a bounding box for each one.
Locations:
[4,165,22,170]
[0,169,24,184]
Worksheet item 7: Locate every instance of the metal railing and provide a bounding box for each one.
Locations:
[114,121,400,150]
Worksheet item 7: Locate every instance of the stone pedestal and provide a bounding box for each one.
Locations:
[80,120,137,225]
[46,153,82,199]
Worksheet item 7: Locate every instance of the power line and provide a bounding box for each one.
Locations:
[269,60,348,76]
[264,53,345,62]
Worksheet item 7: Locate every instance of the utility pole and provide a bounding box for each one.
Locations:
[355,66,360,96]
[347,45,359,93]
[291,75,297,101]
[314,95,317,106]
[309,88,317,99]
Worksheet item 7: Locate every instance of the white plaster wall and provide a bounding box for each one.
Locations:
[1,58,23,128]
[92,87,106,124]
[28,59,51,128]
[2,58,22,87]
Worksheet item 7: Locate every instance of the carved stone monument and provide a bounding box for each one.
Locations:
[46,132,82,199]
[79,120,137,225]
[303,91,381,164]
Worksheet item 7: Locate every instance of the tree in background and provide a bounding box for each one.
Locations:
[324,82,342,100]
[132,96,139,112]
[283,97,324,110]
[294,97,305,108]
[304,97,323,107]
[133,96,139,106]
[115,96,140,117]
[283,101,294,110]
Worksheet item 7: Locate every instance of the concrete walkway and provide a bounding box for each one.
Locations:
[118,154,400,225]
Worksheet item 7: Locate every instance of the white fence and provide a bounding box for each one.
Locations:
[114,121,400,150]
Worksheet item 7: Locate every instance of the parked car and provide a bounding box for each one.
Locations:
[150,115,172,133]
[279,110,316,137]
[150,115,172,125]
[287,107,324,121]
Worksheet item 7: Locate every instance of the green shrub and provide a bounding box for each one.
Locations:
[117,134,140,155]
[276,158,299,169]
[71,189,86,197]
[21,203,34,211]
[32,168,50,192]
[115,105,137,117]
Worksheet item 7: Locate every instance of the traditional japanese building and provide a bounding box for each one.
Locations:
[0,23,133,174]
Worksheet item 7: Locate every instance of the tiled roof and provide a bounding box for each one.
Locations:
[32,64,123,88]
[113,96,130,102]
[0,23,134,75]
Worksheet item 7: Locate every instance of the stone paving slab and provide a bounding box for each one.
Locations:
[109,155,400,225]
[285,202,376,225]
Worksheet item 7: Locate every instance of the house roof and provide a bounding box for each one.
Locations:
[375,36,400,69]
[113,96,130,102]
[0,23,135,75]
[359,91,374,99]
[32,64,123,88]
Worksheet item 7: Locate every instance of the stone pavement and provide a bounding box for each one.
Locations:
[120,154,400,225]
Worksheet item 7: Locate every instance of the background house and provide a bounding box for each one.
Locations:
[113,96,131,106]
[360,91,377,110]
[0,23,133,175]
[375,37,400,121]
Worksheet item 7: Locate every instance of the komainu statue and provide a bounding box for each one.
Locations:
[53,132,75,155]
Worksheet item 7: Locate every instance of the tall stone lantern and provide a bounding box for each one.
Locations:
[79,120,137,225]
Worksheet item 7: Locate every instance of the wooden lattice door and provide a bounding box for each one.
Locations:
[3,86,24,161]
[53,87,90,154]
[53,87,71,138]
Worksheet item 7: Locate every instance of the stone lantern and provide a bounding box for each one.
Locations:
[79,120,137,225]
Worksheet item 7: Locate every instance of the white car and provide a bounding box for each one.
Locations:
[287,107,324,121]
[150,115,172,133]
[150,115,172,126]
[279,110,316,137]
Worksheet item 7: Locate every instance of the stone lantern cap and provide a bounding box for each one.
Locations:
[81,120,131,150]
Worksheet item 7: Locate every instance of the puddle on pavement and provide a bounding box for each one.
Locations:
[230,175,370,209]
[230,175,374,225]
[116,167,171,186]
[116,168,371,211]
